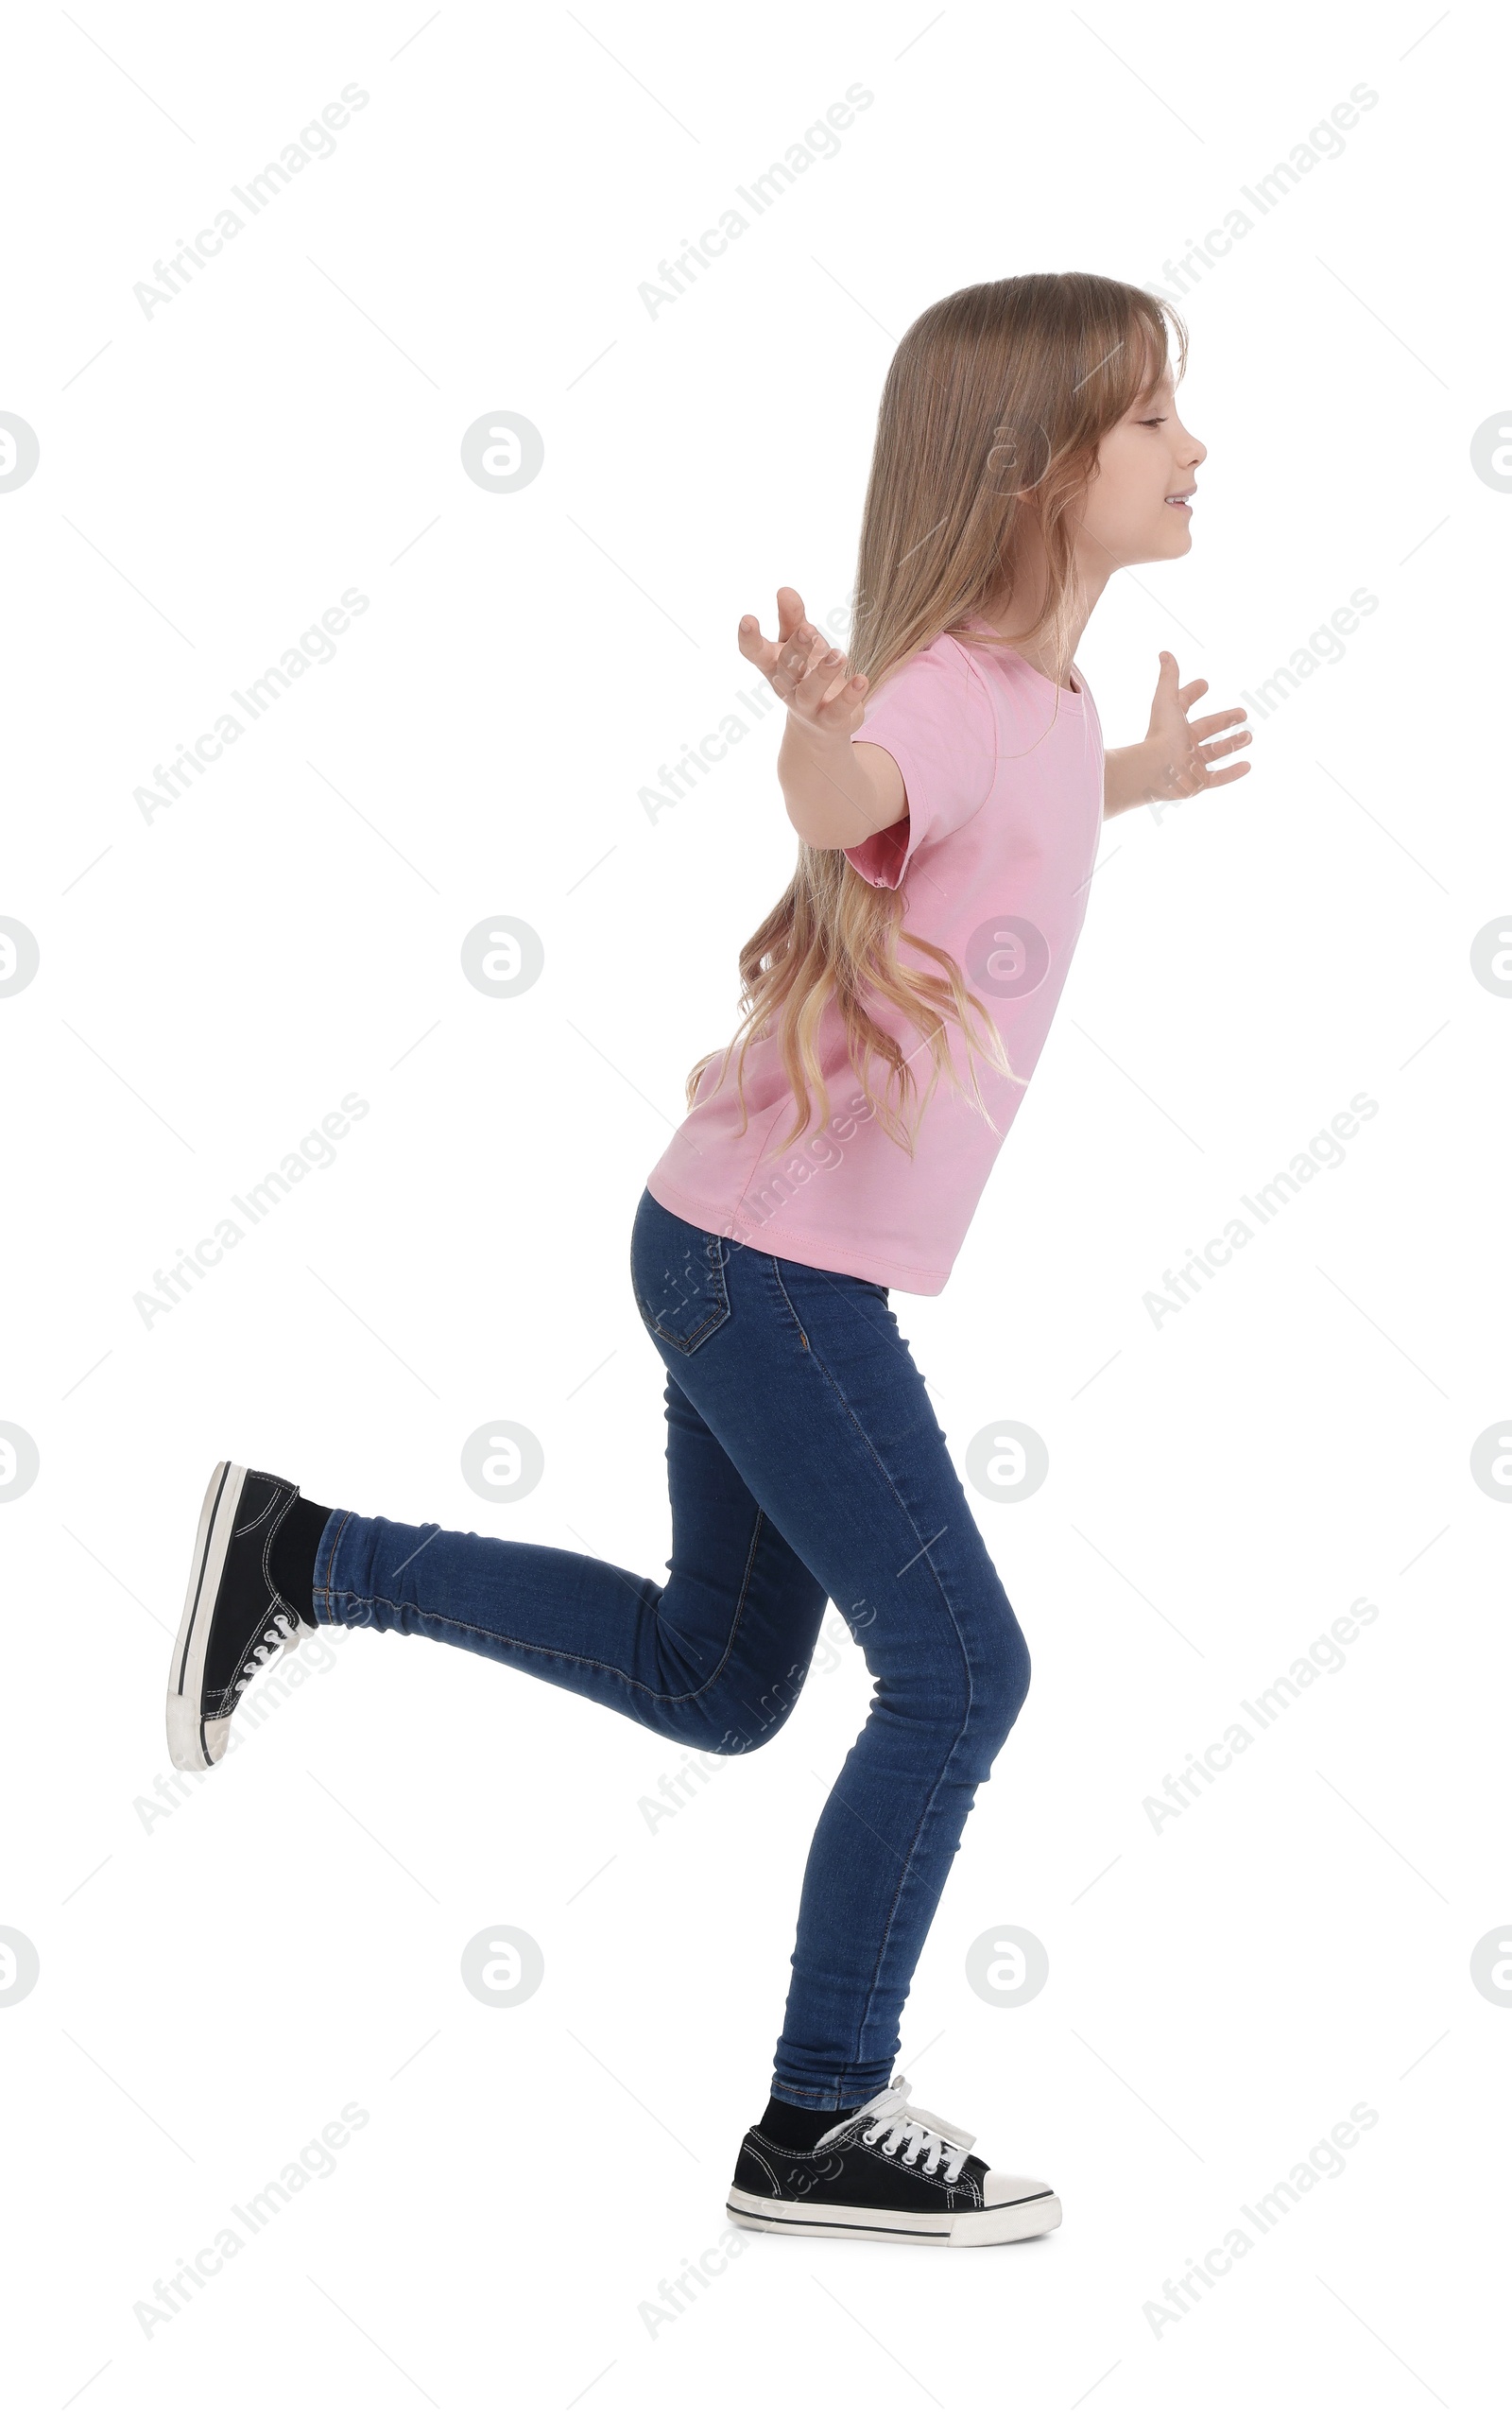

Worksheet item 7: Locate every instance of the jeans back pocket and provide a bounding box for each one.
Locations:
[634,1213,731,1357]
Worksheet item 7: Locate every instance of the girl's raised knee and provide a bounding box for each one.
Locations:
[974,1618,1031,1744]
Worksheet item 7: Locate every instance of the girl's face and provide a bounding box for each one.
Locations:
[1077,367,1205,570]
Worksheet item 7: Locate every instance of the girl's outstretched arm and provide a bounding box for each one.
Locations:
[738,585,907,851]
[1105,650,1253,816]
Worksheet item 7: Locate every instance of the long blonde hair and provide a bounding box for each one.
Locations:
[687,271,1189,1154]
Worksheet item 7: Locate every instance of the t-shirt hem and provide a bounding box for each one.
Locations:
[642,1168,950,1297]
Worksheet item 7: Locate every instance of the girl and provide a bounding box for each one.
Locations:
[165,272,1250,2249]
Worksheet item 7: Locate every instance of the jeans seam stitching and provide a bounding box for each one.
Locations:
[312,1509,353,1619]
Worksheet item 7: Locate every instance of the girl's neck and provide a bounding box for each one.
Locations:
[977,510,1108,685]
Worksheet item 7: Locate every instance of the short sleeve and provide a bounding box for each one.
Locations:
[842,634,997,890]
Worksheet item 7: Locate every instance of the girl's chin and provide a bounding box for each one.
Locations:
[1125,531,1194,568]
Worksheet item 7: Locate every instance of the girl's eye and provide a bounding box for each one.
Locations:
[1140,415,1168,425]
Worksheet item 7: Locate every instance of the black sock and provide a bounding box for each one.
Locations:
[270,1494,333,1622]
[756,2094,861,2152]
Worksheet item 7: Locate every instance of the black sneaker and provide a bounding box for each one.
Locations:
[165,1462,319,1772]
[727,2076,1061,2248]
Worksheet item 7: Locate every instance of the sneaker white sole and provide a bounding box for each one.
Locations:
[165,1460,248,1773]
[725,2183,1061,2247]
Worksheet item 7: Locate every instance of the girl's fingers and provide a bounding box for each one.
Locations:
[773,623,829,699]
[739,611,820,693]
[1200,726,1253,761]
[798,638,841,697]
[792,645,848,711]
[775,586,808,643]
[737,614,781,674]
[743,596,860,722]
[740,588,819,692]
[1189,706,1248,738]
[735,614,783,682]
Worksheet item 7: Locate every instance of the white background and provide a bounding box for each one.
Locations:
[2,2,1506,2411]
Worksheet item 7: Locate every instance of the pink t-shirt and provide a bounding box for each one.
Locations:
[644,624,1105,1294]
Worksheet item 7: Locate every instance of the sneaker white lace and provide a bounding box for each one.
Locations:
[236,1607,306,1692]
[818,2075,974,2185]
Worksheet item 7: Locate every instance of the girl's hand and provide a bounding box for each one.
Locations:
[737,585,868,748]
[1123,651,1253,809]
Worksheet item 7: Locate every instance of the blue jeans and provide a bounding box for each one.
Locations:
[313,1185,1030,2109]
